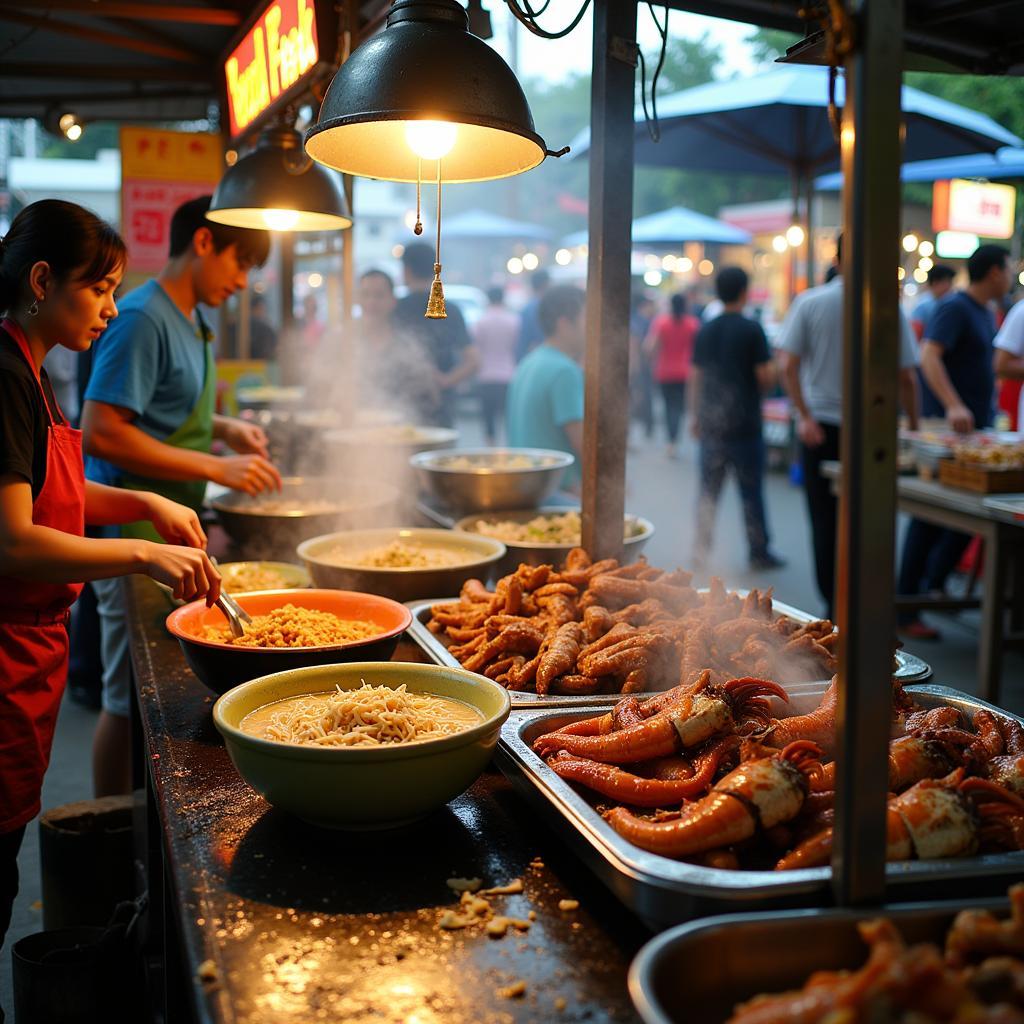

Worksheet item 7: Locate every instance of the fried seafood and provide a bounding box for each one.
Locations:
[728,885,1024,1024]
[429,549,838,696]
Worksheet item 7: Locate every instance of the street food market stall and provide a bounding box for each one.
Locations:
[4,1,1024,1022]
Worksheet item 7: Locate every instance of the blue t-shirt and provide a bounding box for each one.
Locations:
[920,290,996,428]
[84,279,209,486]
[506,343,584,488]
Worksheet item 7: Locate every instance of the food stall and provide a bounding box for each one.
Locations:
[3,0,1024,1021]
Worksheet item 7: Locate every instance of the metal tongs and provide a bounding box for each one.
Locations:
[211,559,252,638]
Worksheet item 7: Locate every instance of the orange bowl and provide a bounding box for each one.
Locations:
[166,589,413,694]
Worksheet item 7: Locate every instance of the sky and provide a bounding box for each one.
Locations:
[484,3,761,82]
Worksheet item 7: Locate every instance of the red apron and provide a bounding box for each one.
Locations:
[0,320,85,833]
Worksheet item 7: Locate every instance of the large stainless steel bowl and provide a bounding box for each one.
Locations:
[411,447,574,513]
[455,507,654,577]
[211,477,400,560]
[297,528,507,602]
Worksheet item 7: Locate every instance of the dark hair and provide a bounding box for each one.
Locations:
[360,267,394,292]
[669,293,687,320]
[538,284,585,337]
[0,199,126,314]
[170,196,270,267]
[835,232,843,266]
[967,244,1008,283]
[716,266,749,304]
[927,264,956,286]
[486,285,505,305]
[529,269,550,293]
[401,241,435,280]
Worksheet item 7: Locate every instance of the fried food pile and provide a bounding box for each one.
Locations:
[729,884,1024,1024]
[428,549,837,696]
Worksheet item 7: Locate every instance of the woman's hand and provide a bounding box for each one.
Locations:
[221,418,271,457]
[142,494,207,548]
[142,543,221,605]
[215,454,283,495]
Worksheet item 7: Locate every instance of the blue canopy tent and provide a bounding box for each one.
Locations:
[815,147,1024,190]
[562,204,751,249]
[442,208,554,242]
[569,65,1021,282]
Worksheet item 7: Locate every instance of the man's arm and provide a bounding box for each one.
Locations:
[994,347,1024,380]
[563,420,583,461]
[898,367,920,431]
[919,340,973,432]
[755,359,776,394]
[780,351,824,447]
[82,400,280,494]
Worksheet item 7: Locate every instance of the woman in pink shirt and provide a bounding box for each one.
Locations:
[645,293,699,456]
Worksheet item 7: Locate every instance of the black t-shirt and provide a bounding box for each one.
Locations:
[0,330,65,500]
[692,313,772,441]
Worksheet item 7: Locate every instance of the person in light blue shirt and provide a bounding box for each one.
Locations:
[506,285,585,491]
[910,263,956,340]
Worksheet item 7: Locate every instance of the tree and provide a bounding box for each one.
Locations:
[745,27,803,68]
[40,121,120,161]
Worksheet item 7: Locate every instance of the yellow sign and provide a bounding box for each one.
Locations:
[120,127,223,183]
[224,0,320,138]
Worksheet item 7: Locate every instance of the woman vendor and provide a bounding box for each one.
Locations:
[0,199,221,965]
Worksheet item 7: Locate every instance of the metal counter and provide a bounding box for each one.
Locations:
[125,574,646,1024]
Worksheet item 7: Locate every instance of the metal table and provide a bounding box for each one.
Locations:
[822,461,1024,703]
[125,574,644,1024]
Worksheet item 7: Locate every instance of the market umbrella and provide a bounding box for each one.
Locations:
[569,65,1021,280]
[562,204,752,248]
[814,146,1024,190]
[442,208,553,242]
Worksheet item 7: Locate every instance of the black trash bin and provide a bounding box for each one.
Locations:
[12,927,111,1023]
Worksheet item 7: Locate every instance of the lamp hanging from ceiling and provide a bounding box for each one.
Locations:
[304,0,566,316]
[207,125,352,232]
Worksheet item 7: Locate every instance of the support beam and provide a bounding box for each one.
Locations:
[0,62,207,82]
[832,0,906,906]
[3,2,242,26]
[582,0,637,561]
[0,9,201,63]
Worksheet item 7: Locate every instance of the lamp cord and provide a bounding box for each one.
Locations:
[638,3,669,143]
[414,157,424,235]
[435,158,443,267]
[504,0,592,39]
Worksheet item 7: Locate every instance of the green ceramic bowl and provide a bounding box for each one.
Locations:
[213,662,511,830]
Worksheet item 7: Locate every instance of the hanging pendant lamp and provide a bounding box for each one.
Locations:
[207,125,352,232]
[303,0,562,184]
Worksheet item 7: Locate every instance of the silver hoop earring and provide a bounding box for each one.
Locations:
[27,300,39,316]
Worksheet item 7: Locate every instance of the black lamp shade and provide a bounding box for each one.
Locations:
[304,0,547,183]
[208,127,352,231]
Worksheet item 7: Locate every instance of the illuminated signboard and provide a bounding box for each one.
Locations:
[935,230,981,260]
[932,178,1017,239]
[224,0,322,139]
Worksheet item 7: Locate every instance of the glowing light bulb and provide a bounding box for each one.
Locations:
[555,248,572,266]
[507,257,523,275]
[1019,271,1024,286]
[918,256,934,272]
[913,267,928,284]
[405,120,458,160]
[643,269,663,287]
[902,233,919,253]
[918,240,934,257]
[65,123,83,142]
[772,235,788,254]
[522,252,539,271]
[308,272,323,288]
[677,257,693,272]
[698,259,714,276]
[897,267,906,280]
[262,208,300,231]
[661,254,677,271]
[786,224,805,247]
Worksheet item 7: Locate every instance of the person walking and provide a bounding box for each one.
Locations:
[897,244,1010,639]
[506,285,586,493]
[515,268,550,362]
[690,267,784,571]
[0,200,219,982]
[779,237,920,620]
[910,264,956,340]
[645,293,698,458]
[82,196,279,797]
[994,293,1024,430]
[393,242,478,427]
[472,285,519,445]
[629,293,656,442]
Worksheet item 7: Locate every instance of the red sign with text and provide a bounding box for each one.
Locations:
[224,0,320,139]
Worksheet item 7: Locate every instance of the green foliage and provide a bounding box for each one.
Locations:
[40,121,120,161]
[745,27,803,68]
[906,72,1024,143]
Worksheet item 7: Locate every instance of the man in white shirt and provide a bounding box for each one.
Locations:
[778,237,921,619]
[993,296,1024,428]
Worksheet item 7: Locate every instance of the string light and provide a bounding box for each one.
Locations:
[507,257,524,274]
[772,235,788,254]
[902,233,919,253]
[555,248,572,265]
[522,252,539,271]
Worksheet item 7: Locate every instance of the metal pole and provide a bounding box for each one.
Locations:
[805,175,816,287]
[582,0,637,561]
[279,232,296,386]
[832,0,905,906]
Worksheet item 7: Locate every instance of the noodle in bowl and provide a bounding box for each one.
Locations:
[214,662,511,829]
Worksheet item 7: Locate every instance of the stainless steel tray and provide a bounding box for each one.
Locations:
[406,597,931,707]
[629,895,1012,1024]
[495,685,1024,929]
